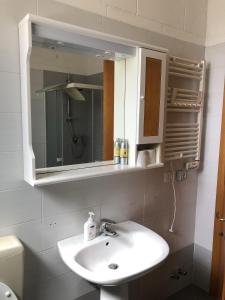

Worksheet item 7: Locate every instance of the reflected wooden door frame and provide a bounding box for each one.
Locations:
[103,60,114,161]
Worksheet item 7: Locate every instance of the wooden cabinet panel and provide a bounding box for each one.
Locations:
[103,60,114,161]
[137,48,167,145]
[144,57,162,137]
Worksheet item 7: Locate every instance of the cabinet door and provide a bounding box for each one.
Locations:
[137,48,167,144]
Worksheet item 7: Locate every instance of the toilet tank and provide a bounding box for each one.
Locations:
[0,236,24,299]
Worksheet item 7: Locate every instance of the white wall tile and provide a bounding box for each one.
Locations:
[104,0,137,14]
[101,195,144,223]
[0,220,43,252]
[0,188,42,228]
[0,53,20,74]
[54,0,107,16]
[38,0,104,29]
[138,0,186,31]
[41,179,102,217]
[106,6,163,34]
[37,247,69,285]
[37,271,95,300]
[0,0,36,73]
[144,168,173,219]
[0,152,29,191]
[0,113,22,151]
[162,24,205,46]
[144,212,176,253]
[184,0,207,38]
[0,72,21,112]
[41,206,100,250]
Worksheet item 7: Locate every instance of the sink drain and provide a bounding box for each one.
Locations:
[108,263,119,270]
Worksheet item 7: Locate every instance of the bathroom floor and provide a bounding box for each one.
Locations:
[166,285,217,300]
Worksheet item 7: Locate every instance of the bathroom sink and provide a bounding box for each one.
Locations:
[58,221,169,286]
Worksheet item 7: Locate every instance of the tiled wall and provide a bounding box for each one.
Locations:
[54,0,208,45]
[0,1,205,299]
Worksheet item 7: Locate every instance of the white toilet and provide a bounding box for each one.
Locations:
[0,236,24,300]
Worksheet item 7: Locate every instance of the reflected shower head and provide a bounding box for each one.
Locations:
[64,83,85,101]
[36,81,86,101]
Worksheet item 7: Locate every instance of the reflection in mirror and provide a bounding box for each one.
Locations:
[30,40,126,170]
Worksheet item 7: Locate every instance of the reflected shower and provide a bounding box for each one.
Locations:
[36,80,86,101]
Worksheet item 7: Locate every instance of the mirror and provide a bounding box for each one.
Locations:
[30,37,126,171]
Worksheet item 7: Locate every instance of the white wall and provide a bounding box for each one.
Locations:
[193,0,225,292]
[195,0,225,260]
[193,42,225,293]
[54,0,208,46]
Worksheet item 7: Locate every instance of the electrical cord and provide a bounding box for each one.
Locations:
[169,161,177,233]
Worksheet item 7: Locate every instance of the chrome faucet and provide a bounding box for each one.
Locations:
[100,219,118,237]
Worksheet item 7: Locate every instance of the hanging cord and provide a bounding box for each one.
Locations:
[123,59,127,138]
[169,161,177,233]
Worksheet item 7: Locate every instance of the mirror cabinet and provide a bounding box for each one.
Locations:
[19,14,167,186]
[137,48,166,144]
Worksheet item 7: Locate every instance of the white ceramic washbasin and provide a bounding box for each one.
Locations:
[58,221,169,286]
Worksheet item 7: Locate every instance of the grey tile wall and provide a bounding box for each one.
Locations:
[193,244,213,292]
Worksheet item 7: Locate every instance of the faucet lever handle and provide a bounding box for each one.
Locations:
[100,219,117,236]
[100,219,116,225]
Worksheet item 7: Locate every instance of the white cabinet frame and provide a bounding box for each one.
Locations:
[19,14,168,186]
[137,48,167,144]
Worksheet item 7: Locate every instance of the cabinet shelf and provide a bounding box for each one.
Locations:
[31,163,164,186]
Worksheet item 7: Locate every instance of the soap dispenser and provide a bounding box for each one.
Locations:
[84,212,97,242]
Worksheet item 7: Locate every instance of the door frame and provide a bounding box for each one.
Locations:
[210,82,225,297]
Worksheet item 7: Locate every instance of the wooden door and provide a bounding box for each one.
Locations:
[210,82,225,299]
[137,48,167,145]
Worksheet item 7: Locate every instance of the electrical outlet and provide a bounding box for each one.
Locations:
[175,169,187,182]
[185,161,199,170]
[163,172,172,183]
[170,272,180,280]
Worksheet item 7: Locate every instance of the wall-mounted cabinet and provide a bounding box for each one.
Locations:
[136,48,167,145]
[19,14,168,186]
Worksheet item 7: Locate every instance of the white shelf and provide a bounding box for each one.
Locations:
[31,163,164,186]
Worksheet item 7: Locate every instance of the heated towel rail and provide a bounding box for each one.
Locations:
[164,56,206,165]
